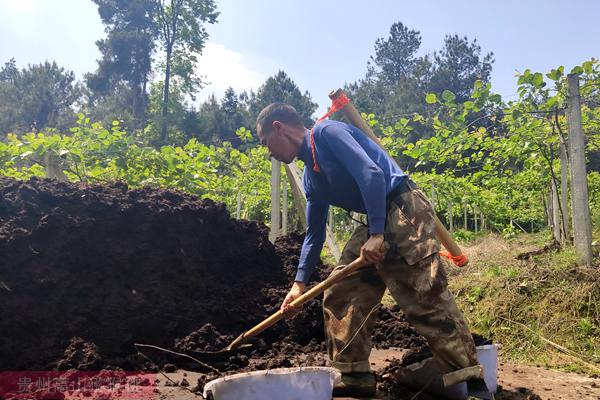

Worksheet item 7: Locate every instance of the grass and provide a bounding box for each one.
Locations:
[322,227,600,374]
[448,231,600,374]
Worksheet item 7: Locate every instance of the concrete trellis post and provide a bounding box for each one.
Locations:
[236,191,242,219]
[560,141,570,243]
[567,74,592,264]
[447,202,454,233]
[282,179,288,235]
[551,179,561,242]
[269,159,281,243]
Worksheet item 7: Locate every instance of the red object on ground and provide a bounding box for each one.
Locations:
[440,251,469,267]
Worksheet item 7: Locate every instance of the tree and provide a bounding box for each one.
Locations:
[0,61,80,134]
[0,59,17,82]
[219,87,248,145]
[248,71,318,127]
[427,35,494,103]
[87,0,156,131]
[369,22,423,83]
[347,22,494,118]
[153,0,219,143]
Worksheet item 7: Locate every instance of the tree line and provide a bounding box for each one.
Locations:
[1,2,495,150]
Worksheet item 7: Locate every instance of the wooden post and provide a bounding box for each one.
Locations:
[269,159,281,243]
[463,203,468,231]
[329,89,465,262]
[567,74,593,264]
[236,191,242,219]
[474,206,478,233]
[551,179,561,242]
[560,141,570,243]
[282,179,288,235]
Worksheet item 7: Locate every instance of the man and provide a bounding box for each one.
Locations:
[256,103,490,398]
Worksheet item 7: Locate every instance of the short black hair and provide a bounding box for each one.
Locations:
[256,103,304,135]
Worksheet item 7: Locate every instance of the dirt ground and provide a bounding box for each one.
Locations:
[151,349,600,400]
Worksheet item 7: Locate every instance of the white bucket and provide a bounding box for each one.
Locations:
[394,344,500,400]
[202,367,341,400]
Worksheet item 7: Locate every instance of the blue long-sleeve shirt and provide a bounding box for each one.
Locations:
[295,120,408,284]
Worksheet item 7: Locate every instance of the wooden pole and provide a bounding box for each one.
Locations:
[269,158,281,243]
[329,88,465,260]
[567,74,593,264]
[474,206,478,233]
[284,163,342,260]
[463,203,468,231]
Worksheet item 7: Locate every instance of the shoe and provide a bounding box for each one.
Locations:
[332,372,376,398]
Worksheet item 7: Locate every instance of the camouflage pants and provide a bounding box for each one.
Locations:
[323,188,483,385]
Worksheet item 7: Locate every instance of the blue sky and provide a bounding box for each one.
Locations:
[1,0,599,115]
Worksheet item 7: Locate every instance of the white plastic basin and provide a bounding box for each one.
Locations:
[202,366,341,400]
[394,344,500,400]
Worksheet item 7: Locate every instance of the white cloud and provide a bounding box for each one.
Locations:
[0,0,35,11]
[194,42,264,103]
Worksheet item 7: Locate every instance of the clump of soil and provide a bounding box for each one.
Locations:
[516,240,561,260]
[173,324,234,353]
[55,337,105,371]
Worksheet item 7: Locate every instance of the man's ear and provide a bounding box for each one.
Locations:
[272,120,283,134]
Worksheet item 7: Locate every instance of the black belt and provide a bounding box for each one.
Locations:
[387,178,418,206]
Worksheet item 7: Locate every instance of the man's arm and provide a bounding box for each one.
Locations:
[280,196,328,313]
[295,196,328,284]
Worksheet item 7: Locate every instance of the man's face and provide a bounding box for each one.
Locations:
[257,121,297,164]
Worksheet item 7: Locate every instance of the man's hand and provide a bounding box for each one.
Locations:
[280,281,306,317]
[361,234,385,264]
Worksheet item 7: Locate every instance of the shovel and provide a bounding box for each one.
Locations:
[192,255,368,362]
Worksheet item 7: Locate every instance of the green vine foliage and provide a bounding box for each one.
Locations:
[0,116,273,222]
[0,60,598,234]
[372,59,600,232]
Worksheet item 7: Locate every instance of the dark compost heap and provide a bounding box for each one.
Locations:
[0,177,489,397]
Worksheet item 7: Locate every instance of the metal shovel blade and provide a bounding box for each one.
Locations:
[191,343,253,362]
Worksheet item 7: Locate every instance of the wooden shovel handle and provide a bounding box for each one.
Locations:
[227,256,367,350]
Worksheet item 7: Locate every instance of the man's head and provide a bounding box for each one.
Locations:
[256,103,306,163]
